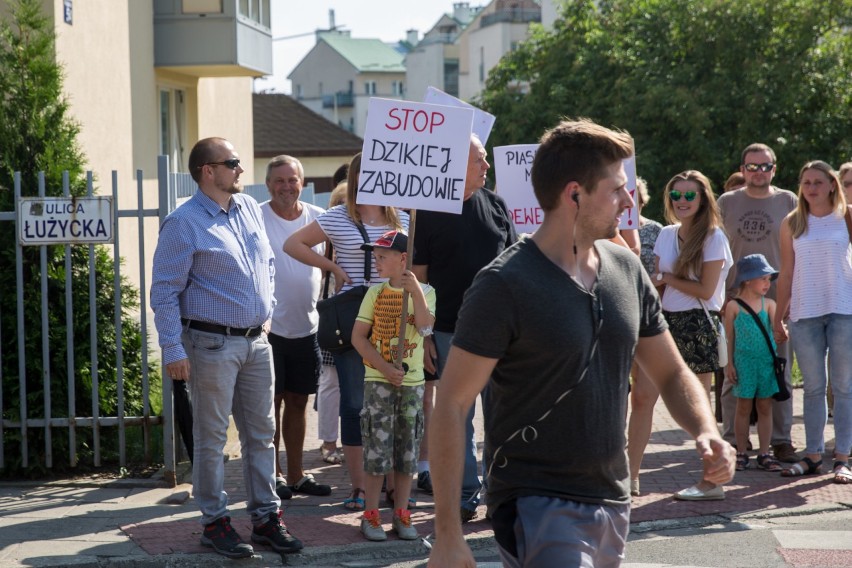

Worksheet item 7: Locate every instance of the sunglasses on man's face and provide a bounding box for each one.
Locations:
[743,162,774,173]
[669,190,697,202]
[206,158,241,169]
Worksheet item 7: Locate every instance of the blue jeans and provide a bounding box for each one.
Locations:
[184,329,279,525]
[434,330,483,511]
[332,348,366,447]
[789,314,852,456]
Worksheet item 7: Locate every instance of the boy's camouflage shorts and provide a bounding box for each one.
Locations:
[360,381,424,475]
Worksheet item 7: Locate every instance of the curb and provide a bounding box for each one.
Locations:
[630,502,852,534]
[19,533,496,568]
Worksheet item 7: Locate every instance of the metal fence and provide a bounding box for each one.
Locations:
[1,159,330,484]
[0,157,184,483]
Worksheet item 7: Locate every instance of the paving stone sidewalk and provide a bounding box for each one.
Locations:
[1,389,849,567]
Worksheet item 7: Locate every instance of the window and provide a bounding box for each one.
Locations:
[159,88,186,171]
[392,81,404,96]
[365,81,377,95]
[237,0,270,28]
[295,84,302,99]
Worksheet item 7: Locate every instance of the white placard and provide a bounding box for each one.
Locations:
[357,97,474,214]
[493,144,542,235]
[423,86,495,145]
[618,156,639,229]
[19,196,113,245]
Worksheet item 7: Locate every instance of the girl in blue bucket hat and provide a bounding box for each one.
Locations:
[724,254,782,472]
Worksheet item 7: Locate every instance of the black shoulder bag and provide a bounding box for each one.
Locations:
[733,298,790,402]
[316,222,371,352]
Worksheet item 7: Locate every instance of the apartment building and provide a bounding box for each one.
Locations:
[288,31,407,138]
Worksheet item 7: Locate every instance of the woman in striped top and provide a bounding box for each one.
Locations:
[285,153,409,508]
[774,160,852,484]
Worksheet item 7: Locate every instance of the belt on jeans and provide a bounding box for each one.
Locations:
[182,318,263,337]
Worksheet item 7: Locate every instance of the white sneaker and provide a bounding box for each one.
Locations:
[361,510,387,541]
[392,510,418,540]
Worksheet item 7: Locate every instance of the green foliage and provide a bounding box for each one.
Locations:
[478,0,852,221]
[0,0,162,476]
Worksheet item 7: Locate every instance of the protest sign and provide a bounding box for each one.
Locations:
[618,156,639,229]
[493,144,541,235]
[357,97,473,215]
[423,86,495,145]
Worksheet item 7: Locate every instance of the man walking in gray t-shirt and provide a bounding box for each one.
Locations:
[717,143,798,463]
[427,119,734,568]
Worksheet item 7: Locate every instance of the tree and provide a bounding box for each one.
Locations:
[478,0,852,219]
[0,0,160,475]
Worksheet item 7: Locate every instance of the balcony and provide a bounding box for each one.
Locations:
[322,92,355,109]
[480,9,541,28]
[154,0,272,77]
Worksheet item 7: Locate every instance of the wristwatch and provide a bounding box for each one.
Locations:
[656,272,664,282]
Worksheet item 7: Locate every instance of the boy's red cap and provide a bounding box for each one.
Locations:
[361,230,408,253]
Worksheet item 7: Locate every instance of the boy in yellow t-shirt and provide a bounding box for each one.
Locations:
[351,230,436,542]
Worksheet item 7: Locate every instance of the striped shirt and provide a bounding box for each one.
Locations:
[316,205,410,294]
[151,190,275,365]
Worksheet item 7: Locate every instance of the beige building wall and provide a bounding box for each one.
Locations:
[197,76,256,182]
[51,0,135,204]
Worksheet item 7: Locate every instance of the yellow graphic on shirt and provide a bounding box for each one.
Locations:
[369,287,418,366]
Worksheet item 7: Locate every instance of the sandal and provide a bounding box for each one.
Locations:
[384,488,416,509]
[756,453,783,472]
[736,453,749,471]
[343,488,365,511]
[780,457,822,477]
[320,445,343,465]
[833,461,852,484]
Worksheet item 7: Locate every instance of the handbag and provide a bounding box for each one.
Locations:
[316,222,371,352]
[733,298,790,402]
[699,300,727,368]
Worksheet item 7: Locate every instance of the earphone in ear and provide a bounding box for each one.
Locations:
[572,193,579,205]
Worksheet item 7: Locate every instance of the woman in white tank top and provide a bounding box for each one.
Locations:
[774,160,852,484]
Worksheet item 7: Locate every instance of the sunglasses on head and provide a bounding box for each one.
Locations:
[669,190,697,202]
[743,162,774,173]
[205,158,241,169]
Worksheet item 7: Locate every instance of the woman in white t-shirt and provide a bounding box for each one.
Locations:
[285,153,409,510]
[653,170,732,501]
[774,160,852,484]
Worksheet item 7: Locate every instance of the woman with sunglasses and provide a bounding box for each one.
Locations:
[773,160,852,484]
[653,170,733,500]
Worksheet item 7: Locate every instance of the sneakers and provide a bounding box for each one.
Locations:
[251,511,303,553]
[392,508,418,540]
[417,470,433,494]
[200,516,254,558]
[773,443,800,464]
[361,509,387,541]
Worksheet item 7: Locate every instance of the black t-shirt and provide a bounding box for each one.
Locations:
[453,238,667,513]
[413,188,517,332]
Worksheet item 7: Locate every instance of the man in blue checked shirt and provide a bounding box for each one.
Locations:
[151,137,303,558]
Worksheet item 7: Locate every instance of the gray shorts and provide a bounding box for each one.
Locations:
[493,495,630,568]
[360,381,424,475]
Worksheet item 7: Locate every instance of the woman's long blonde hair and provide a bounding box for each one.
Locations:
[344,153,403,230]
[663,170,724,279]
[787,160,846,239]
